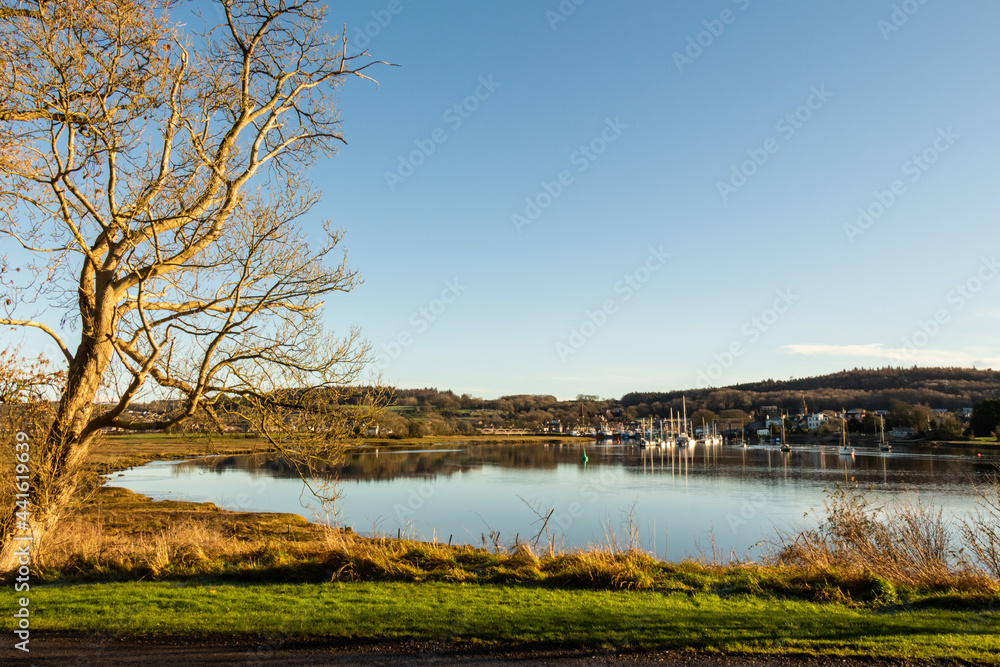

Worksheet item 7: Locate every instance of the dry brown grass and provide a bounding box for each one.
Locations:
[86,433,269,470]
[30,487,671,592]
[315,530,661,589]
[44,515,252,576]
[771,484,996,592]
[960,478,1000,580]
[542,549,659,590]
[36,487,324,579]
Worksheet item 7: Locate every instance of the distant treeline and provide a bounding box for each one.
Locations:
[375,367,1000,438]
[622,367,1000,415]
[378,389,616,437]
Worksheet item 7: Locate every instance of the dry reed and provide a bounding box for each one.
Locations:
[771,484,993,591]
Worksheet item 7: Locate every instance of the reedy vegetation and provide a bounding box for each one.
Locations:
[15,483,1000,609]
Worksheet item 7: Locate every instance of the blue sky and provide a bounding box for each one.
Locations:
[11,1,1000,401]
[307,0,1000,399]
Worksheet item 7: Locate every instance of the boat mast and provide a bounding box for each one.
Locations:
[682,396,687,435]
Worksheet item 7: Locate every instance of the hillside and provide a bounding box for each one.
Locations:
[623,366,1000,415]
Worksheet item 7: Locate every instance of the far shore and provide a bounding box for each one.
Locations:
[88,432,585,471]
[88,431,1000,474]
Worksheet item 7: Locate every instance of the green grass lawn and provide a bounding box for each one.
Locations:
[17,581,1000,662]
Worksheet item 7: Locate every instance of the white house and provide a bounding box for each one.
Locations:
[807,413,828,430]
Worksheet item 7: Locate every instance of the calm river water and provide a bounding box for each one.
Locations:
[106,440,995,561]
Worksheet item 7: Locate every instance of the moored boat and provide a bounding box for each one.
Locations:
[878,415,891,452]
[838,409,854,455]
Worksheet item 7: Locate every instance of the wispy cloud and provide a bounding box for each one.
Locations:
[783,343,1000,368]
[785,343,894,358]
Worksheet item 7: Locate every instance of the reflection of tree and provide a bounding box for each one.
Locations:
[171,442,988,491]
[177,450,476,481]
[176,454,341,480]
[178,443,581,482]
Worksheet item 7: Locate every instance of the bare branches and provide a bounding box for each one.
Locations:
[0,347,64,404]
[0,0,391,565]
[0,317,73,363]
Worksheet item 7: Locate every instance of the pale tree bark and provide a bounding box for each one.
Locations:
[0,0,391,570]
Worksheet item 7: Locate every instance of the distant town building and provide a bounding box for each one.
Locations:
[790,414,809,429]
[806,413,828,430]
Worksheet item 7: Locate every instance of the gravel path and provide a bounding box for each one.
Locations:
[2,633,959,666]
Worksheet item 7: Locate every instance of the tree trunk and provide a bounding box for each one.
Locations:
[0,507,59,573]
[0,288,115,572]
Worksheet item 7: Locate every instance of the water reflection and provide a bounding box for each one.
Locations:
[110,440,995,561]
[174,441,985,487]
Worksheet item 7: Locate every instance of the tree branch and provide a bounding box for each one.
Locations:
[0,318,73,363]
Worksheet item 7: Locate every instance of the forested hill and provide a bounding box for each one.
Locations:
[622,367,1000,414]
[731,367,1000,394]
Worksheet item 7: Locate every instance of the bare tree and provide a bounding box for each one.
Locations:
[0,0,390,568]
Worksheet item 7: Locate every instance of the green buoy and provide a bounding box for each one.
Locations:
[581,449,588,464]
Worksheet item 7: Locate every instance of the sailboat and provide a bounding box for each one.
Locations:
[779,414,791,452]
[639,417,654,448]
[838,409,855,455]
[639,417,665,448]
[878,415,891,452]
[705,420,722,446]
[676,396,692,447]
[598,420,613,440]
[651,418,664,448]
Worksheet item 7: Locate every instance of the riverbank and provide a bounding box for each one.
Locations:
[356,434,583,450]
[88,433,584,471]
[784,432,1000,451]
